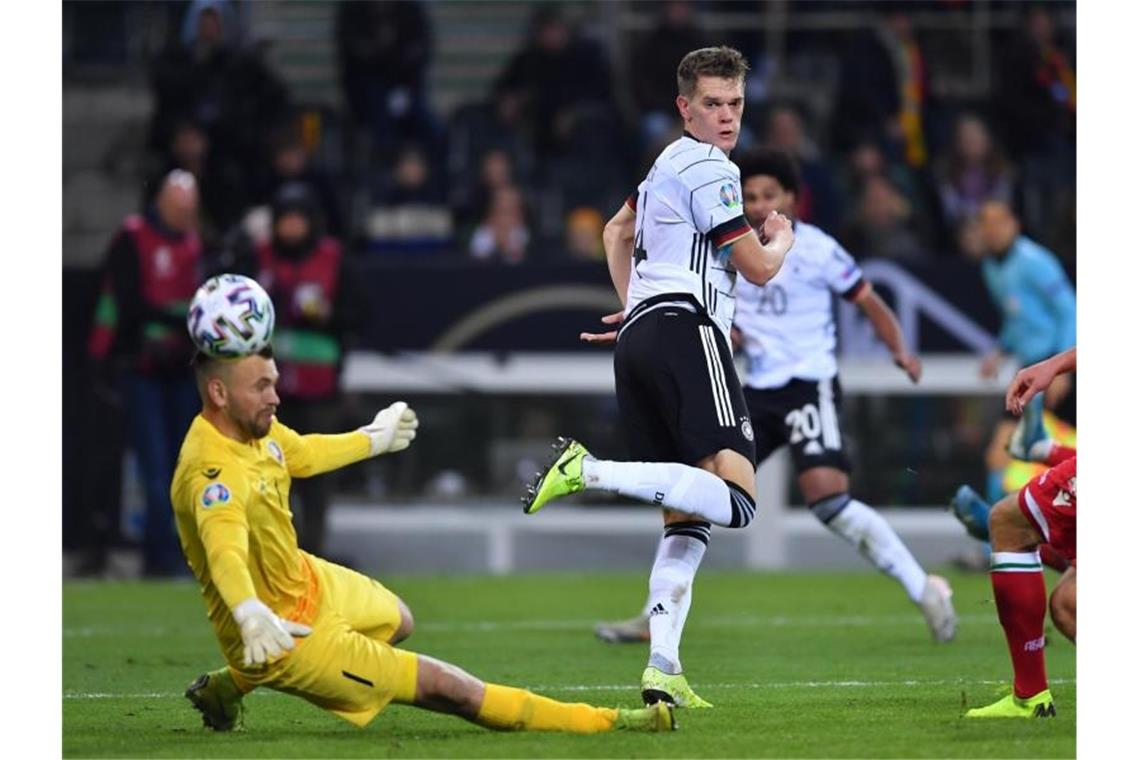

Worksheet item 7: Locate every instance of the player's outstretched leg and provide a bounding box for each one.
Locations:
[810,492,957,642]
[523,437,756,528]
[522,437,590,514]
[185,666,246,731]
[950,484,992,542]
[476,683,676,733]
[916,576,958,643]
[412,654,676,733]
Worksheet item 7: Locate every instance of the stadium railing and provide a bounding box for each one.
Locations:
[327,352,1013,574]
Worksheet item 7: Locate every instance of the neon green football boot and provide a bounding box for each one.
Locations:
[522,437,589,514]
[641,666,714,709]
[185,666,246,731]
[613,701,677,732]
[965,688,1056,718]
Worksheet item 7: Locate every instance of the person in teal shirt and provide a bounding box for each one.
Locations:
[970,200,1075,504]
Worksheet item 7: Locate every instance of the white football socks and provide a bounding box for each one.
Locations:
[820,496,928,602]
[581,458,755,528]
[646,531,708,674]
[640,536,666,617]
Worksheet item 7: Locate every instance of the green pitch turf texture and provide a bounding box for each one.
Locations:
[64,570,1075,758]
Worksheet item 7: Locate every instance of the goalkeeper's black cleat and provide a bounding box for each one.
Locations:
[185,667,245,731]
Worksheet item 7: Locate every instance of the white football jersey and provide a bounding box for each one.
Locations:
[622,133,752,342]
[734,222,867,389]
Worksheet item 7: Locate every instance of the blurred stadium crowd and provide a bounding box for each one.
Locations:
[62,0,1076,577]
[65,0,1075,267]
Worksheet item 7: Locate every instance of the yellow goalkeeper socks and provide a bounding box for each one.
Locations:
[476,683,617,733]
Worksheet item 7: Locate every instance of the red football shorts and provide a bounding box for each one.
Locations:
[1018,454,1077,563]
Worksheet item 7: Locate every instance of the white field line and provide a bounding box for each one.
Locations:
[64,677,1075,700]
[62,613,997,638]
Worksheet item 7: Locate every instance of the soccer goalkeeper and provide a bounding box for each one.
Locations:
[171,346,674,733]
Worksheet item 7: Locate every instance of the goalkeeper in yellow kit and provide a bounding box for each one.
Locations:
[171,346,674,733]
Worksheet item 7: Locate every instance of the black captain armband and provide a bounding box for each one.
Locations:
[709,216,752,249]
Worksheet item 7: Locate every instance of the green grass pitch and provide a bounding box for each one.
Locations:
[64,570,1075,757]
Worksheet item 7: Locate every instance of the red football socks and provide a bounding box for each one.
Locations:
[990,552,1048,698]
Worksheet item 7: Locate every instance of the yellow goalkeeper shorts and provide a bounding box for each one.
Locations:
[231,554,419,727]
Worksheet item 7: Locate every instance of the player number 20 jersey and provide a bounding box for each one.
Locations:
[734,222,867,389]
[623,133,752,341]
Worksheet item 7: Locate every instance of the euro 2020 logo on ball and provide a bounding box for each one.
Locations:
[187,274,276,358]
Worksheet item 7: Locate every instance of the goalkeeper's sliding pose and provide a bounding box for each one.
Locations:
[170,345,673,733]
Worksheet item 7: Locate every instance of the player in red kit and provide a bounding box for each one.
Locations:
[966,348,1076,719]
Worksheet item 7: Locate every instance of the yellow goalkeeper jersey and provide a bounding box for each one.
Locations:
[170,414,371,665]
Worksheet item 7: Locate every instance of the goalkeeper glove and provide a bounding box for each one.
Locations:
[360,401,419,456]
[231,598,312,668]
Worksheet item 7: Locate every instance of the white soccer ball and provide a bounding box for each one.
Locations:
[187,274,276,358]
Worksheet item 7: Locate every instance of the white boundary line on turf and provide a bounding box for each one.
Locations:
[63,678,1075,700]
[528,678,1077,692]
[62,613,999,638]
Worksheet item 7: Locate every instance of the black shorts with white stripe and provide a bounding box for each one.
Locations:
[614,301,756,466]
[744,377,851,474]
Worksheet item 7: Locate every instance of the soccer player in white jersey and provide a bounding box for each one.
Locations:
[522,47,796,708]
[595,148,958,645]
